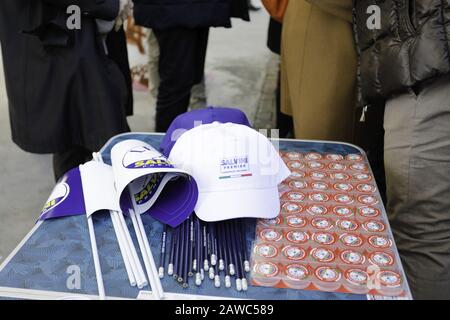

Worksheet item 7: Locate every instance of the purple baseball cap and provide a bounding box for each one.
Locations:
[160,106,251,157]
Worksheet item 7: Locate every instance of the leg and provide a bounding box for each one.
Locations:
[384,76,450,299]
[53,146,92,181]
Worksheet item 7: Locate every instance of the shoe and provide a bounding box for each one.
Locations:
[248,0,261,11]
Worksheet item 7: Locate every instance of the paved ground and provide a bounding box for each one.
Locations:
[0,7,278,261]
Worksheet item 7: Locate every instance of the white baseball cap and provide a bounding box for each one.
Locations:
[168,122,291,222]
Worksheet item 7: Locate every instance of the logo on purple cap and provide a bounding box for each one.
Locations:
[133,174,163,205]
[41,182,70,215]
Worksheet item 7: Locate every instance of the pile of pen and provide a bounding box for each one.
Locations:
[158,215,251,291]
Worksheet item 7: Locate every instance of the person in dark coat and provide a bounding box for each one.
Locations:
[0,0,131,180]
[133,0,250,132]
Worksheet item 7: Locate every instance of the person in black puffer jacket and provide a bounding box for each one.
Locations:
[133,0,250,132]
[353,0,450,300]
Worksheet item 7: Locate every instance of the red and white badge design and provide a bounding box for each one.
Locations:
[311,217,334,230]
[333,206,354,217]
[308,161,325,170]
[285,152,302,160]
[261,216,283,226]
[286,191,306,202]
[328,163,347,171]
[253,262,280,278]
[336,219,359,231]
[290,170,307,179]
[286,231,310,244]
[310,171,327,180]
[307,205,328,216]
[368,235,392,249]
[334,194,354,205]
[289,180,308,190]
[286,215,308,228]
[329,172,350,181]
[377,270,401,288]
[309,192,330,203]
[326,154,344,161]
[315,266,341,282]
[282,202,302,214]
[345,268,368,286]
[362,220,386,233]
[282,245,307,261]
[311,181,330,191]
[285,264,310,281]
[333,183,354,192]
[312,232,336,245]
[369,251,395,267]
[353,173,372,182]
[346,154,364,162]
[310,247,335,263]
[288,161,305,170]
[357,183,377,193]
[350,163,368,172]
[260,228,283,242]
[340,233,364,247]
[254,243,279,258]
[357,195,379,205]
[340,249,366,265]
[305,152,323,161]
[357,206,380,218]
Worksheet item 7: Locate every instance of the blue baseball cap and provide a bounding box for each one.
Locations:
[160,106,251,157]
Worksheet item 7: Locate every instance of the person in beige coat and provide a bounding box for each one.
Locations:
[281,0,356,142]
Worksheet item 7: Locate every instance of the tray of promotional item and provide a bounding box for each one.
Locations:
[250,150,410,298]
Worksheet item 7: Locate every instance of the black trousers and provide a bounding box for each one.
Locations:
[53,146,92,182]
[153,27,209,132]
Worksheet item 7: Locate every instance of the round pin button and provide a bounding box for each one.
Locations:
[362,220,386,233]
[377,270,401,288]
[350,163,368,172]
[310,247,335,263]
[286,191,306,201]
[333,206,354,218]
[307,205,328,216]
[336,219,359,231]
[282,245,307,261]
[334,194,355,205]
[346,154,364,162]
[286,231,310,244]
[289,180,308,190]
[315,266,341,282]
[333,183,354,192]
[345,268,368,286]
[340,249,366,265]
[309,192,330,203]
[286,264,310,281]
[286,152,302,160]
[357,195,379,205]
[261,216,283,226]
[282,202,302,214]
[368,235,392,249]
[329,172,351,181]
[311,182,330,191]
[368,251,395,267]
[254,243,279,259]
[310,171,327,180]
[353,173,372,182]
[290,170,307,179]
[288,161,305,170]
[326,154,344,161]
[311,217,334,230]
[286,215,308,228]
[328,163,347,171]
[340,233,364,247]
[312,232,336,245]
[253,262,280,278]
[305,152,323,160]
[357,183,377,193]
[260,229,283,242]
[357,206,380,218]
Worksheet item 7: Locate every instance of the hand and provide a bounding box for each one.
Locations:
[115,0,134,31]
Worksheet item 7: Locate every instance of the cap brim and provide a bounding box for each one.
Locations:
[195,187,280,222]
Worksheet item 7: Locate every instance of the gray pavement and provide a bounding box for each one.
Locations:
[0,8,278,261]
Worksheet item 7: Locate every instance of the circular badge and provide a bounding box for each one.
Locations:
[288,161,305,170]
[328,163,347,171]
[329,172,350,181]
[254,243,279,258]
[377,270,401,288]
[308,161,325,170]
[305,152,323,161]
[311,217,334,230]
[357,195,379,206]
[286,191,306,202]
[312,232,336,245]
[289,180,308,190]
[310,247,335,263]
[315,266,341,282]
[369,251,395,267]
[368,235,392,249]
[282,245,307,261]
[286,264,310,281]
[286,152,302,160]
[336,219,359,231]
[357,206,380,218]
[340,233,364,247]
[350,163,368,172]
[260,229,283,242]
[309,192,330,203]
[357,183,377,193]
[286,231,310,244]
[290,170,307,179]
[282,202,303,214]
[334,194,355,205]
[326,154,344,161]
[261,216,283,226]
[253,262,279,278]
[362,220,386,233]
[346,154,364,162]
[340,249,366,265]
[311,182,330,191]
[307,205,328,216]
[353,173,372,182]
[345,269,368,286]
[333,183,354,192]
[310,171,327,180]
[333,206,354,217]
[286,215,308,228]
